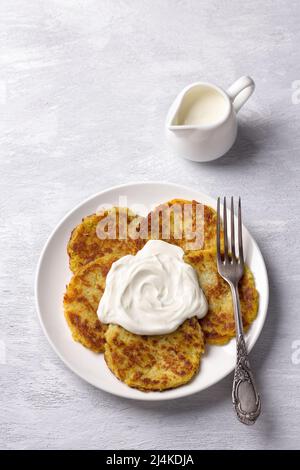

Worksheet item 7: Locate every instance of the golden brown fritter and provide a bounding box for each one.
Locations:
[144,199,222,252]
[184,250,259,345]
[64,254,120,352]
[104,318,205,391]
[67,207,145,273]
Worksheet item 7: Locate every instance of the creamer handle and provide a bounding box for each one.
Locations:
[227,76,255,113]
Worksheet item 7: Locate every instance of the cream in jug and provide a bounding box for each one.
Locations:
[166,76,255,162]
[174,85,228,127]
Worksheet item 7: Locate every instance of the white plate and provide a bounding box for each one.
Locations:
[35,182,269,401]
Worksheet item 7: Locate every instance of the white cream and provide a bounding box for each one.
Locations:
[180,87,227,126]
[97,240,208,335]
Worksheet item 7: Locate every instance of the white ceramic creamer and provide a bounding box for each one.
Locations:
[165,76,255,162]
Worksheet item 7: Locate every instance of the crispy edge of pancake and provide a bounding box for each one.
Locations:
[144,198,222,252]
[67,207,145,273]
[204,322,253,345]
[104,318,205,391]
[184,250,259,345]
[63,254,119,353]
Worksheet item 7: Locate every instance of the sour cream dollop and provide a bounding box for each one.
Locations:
[97,240,208,335]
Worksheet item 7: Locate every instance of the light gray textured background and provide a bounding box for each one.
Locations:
[1,0,300,450]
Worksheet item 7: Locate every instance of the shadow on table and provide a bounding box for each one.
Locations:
[184,118,275,168]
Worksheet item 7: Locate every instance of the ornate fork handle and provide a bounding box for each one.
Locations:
[232,334,261,425]
[217,197,261,424]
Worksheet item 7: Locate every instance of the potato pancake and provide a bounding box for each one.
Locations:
[104,318,205,391]
[67,207,144,273]
[64,254,119,352]
[145,199,222,252]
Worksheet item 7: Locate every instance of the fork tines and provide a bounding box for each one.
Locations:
[217,197,244,267]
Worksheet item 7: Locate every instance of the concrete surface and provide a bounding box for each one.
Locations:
[1,0,300,450]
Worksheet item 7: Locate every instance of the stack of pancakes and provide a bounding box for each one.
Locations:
[64,200,258,391]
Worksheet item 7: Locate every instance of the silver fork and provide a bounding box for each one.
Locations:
[217,197,261,425]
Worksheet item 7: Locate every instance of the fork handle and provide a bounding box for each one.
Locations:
[230,285,261,425]
[232,335,261,425]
